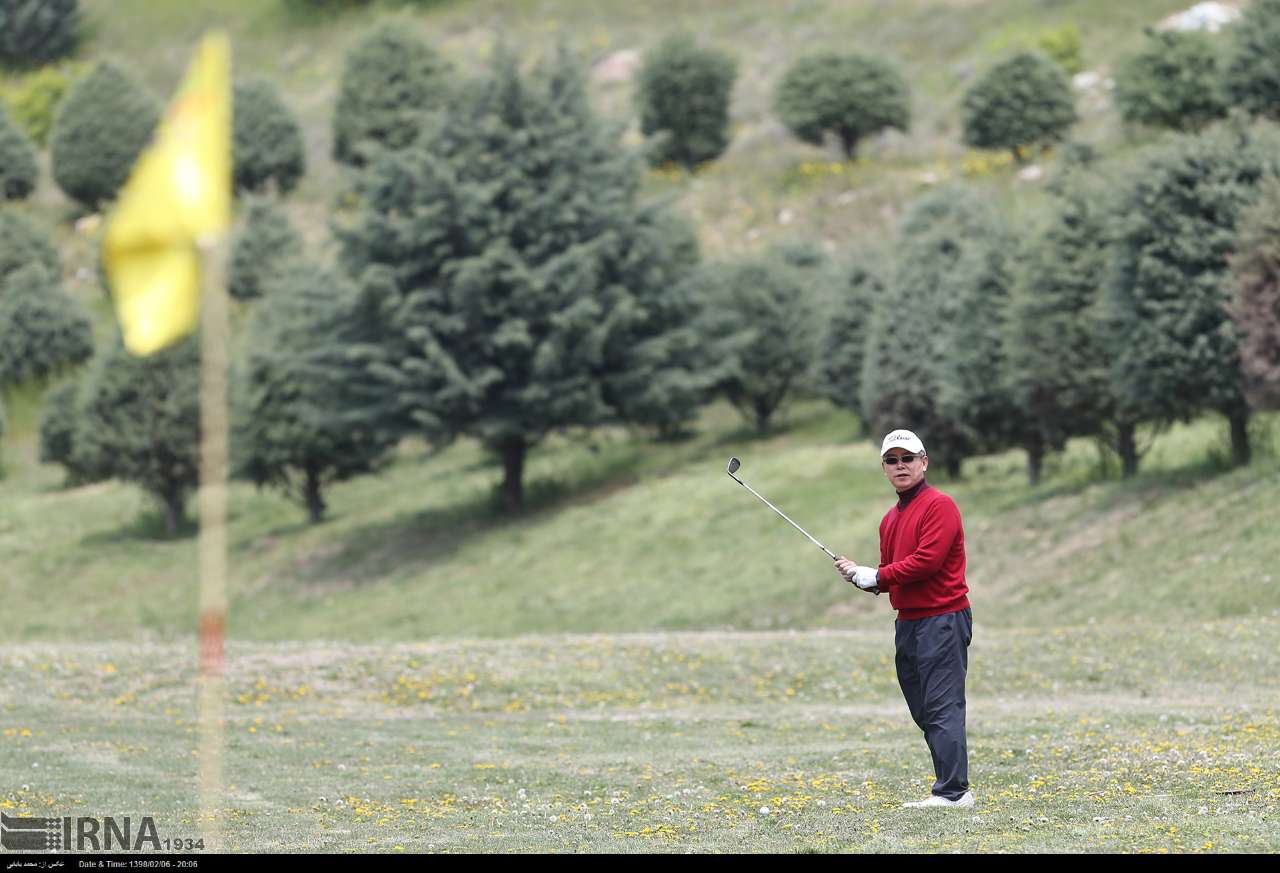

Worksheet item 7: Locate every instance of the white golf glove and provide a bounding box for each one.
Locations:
[848,565,879,591]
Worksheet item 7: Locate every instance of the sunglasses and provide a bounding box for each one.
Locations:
[882,454,921,466]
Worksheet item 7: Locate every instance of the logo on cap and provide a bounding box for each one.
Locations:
[880,429,925,456]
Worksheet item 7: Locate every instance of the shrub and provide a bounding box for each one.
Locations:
[50,60,158,208]
[774,52,910,159]
[1223,0,1280,118]
[233,78,306,195]
[332,22,450,166]
[0,0,78,70]
[636,32,735,170]
[0,62,76,144]
[1035,24,1084,76]
[235,260,394,524]
[0,206,59,285]
[0,101,37,199]
[38,377,100,484]
[694,250,822,433]
[960,52,1076,161]
[1114,28,1225,131]
[73,334,200,536]
[0,262,93,387]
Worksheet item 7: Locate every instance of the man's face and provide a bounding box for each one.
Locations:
[882,450,928,493]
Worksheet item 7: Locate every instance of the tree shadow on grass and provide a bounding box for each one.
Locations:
[960,449,1274,518]
[289,445,653,591]
[79,508,199,545]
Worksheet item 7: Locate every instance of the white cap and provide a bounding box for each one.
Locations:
[880,429,925,457]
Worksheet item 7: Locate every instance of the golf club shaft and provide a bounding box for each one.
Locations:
[730,476,837,560]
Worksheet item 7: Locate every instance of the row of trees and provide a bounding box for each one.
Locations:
[0,59,305,207]
[327,1,1280,180]
[30,48,703,530]
[837,121,1280,484]
[11,3,1280,211]
[37,114,1280,531]
[23,46,941,529]
[12,21,1280,529]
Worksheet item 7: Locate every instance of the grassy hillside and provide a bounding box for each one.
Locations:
[3,398,1277,641]
[14,0,1200,269]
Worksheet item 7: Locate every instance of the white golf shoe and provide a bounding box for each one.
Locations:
[903,790,975,809]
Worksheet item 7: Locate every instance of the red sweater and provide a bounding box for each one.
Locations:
[876,483,970,620]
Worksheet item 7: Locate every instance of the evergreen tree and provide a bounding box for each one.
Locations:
[636,32,736,171]
[73,334,200,536]
[0,0,78,69]
[773,52,910,160]
[933,215,1021,464]
[1114,28,1225,132]
[0,262,93,387]
[1223,0,1280,118]
[234,261,394,524]
[597,210,710,439]
[694,249,821,433]
[815,248,885,423]
[1106,121,1279,469]
[232,78,306,196]
[1229,174,1280,410]
[961,52,1077,161]
[50,60,159,208]
[0,207,59,284]
[860,185,1007,476]
[0,102,37,200]
[1006,160,1117,483]
[332,22,450,166]
[228,196,304,302]
[336,47,704,511]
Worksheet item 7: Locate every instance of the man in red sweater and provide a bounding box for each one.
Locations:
[835,428,974,808]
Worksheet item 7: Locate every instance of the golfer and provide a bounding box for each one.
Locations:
[835,429,974,808]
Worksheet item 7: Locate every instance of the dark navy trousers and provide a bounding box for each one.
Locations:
[894,607,972,800]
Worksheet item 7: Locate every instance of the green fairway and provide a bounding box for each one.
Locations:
[3,622,1277,853]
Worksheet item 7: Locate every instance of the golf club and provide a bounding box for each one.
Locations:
[725,456,838,561]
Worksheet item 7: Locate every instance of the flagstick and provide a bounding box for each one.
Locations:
[196,236,229,853]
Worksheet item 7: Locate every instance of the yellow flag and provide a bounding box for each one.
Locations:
[104,32,232,356]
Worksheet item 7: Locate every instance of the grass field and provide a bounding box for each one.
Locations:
[2,623,1277,853]
[2,404,1279,852]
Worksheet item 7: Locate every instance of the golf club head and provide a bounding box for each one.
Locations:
[727,457,741,476]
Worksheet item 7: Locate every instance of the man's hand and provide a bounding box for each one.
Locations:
[834,557,880,594]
